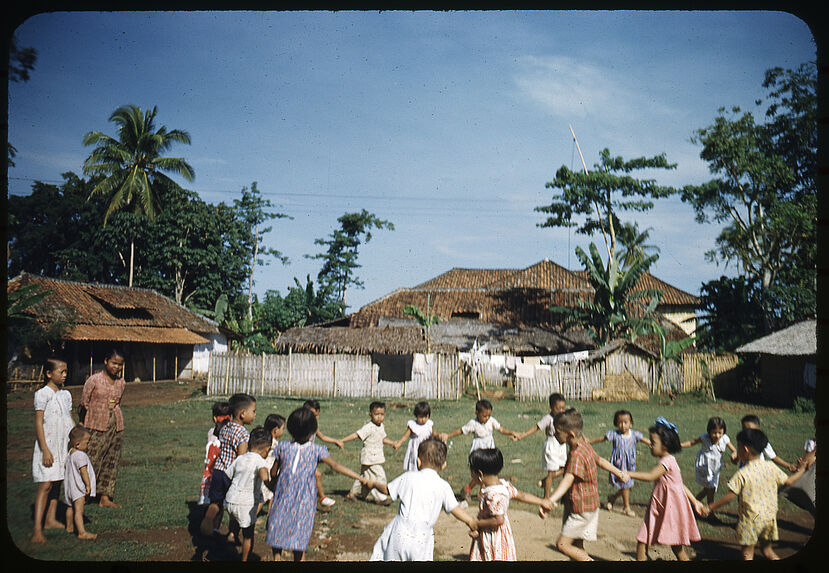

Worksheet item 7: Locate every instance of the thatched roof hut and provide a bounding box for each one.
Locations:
[735,320,816,356]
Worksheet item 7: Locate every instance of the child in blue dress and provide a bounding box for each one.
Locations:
[589,409,650,516]
[265,407,366,562]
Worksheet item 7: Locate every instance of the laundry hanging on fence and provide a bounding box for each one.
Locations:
[522,356,542,366]
[371,353,413,382]
[516,363,535,379]
[489,354,506,369]
[505,356,519,371]
[535,364,551,373]
[412,353,427,374]
[541,350,590,364]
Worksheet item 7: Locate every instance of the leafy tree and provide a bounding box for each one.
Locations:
[617,221,660,271]
[551,242,662,345]
[82,105,195,286]
[233,182,291,322]
[403,293,440,352]
[535,147,676,264]
[308,210,394,310]
[7,282,75,362]
[8,34,37,167]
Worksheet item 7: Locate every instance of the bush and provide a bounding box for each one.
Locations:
[792,396,815,413]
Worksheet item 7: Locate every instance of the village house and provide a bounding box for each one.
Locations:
[7,272,232,384]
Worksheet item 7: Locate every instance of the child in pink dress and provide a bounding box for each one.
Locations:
[467,448,552,561]
[627,417,705,561]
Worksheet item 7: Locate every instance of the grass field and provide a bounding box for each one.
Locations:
[5,382,815,561]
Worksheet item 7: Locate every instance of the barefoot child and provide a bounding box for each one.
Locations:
[394,401,435,471]
[260,413,285,514]
[681,416,737,507]
[589,409,650,517]
[705,428,808,560]
[341,401,395,505]
[539,408,629,562]
[467,447,553,561]
[513,393,567,499]
[31,357,75,543]
[368,437,478,561]
[265,407,367,562]
[304,399,344,507]
[737,415,796,471]
[224,427,272,561]
[64,425,97,540]
[440,399,518,503]
[199,401,230,506]
[627,417,704,561]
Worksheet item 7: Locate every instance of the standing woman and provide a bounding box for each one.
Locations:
[81,348,126,508]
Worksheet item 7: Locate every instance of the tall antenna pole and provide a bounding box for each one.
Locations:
[568,124,611,259]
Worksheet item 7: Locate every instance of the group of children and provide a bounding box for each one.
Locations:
[30,355,813,562]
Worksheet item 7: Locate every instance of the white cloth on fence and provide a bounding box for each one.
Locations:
[412,353,427,375]
[535,364,551,374]
[523,356,541,366]
[505,356,518,371]
[516,363,535,379]
[489,355,506,369]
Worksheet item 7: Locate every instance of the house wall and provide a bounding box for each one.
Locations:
[759,355,814,407]
[61,341,194,384]
[662,309,697,337]
[192,333,228,375]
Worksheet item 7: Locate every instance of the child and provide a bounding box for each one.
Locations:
[513,393,568,499]
[627,417,704,561]
[785,436,816,516]
[467,447,553,561]
[341,401,395,505]
[260,413,285,513]
[393,401,435,472]
[199,401,230,506]
[367,437,478,561]
[31,357,75,543]
[706,428,808,560]
[737,414,796,471]
[63,425,97,540]
[200,393,257,538]
[539,408,629,562]
[680,416,737,506]
[304,399,344,507]
[224,427,272,561]
[440,399,518,503]
[265,406,367,562]
[589,409,650,517]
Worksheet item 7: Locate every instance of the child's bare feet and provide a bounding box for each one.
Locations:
[44,519,63,530]
[77,531,97,540]
[30,533,47,543]
[98,496,121,508]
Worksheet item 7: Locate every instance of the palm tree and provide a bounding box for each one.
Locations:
[82,105,194,286]
[618,221,660,271]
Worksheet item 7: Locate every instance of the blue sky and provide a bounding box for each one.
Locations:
[8,11,817,311]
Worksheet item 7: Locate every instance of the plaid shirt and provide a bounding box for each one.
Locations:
[81,371,126,432]
[564,439,600,514]
[214,422,250,473]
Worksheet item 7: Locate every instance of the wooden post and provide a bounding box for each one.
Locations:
[288,347,292,396]
[153,352,156,382]
[225,353,231,395]
[436,353,441,400]
[174,353,178,381]
[332,357,337,398]
[89,351,93,378]
[261,352,265,395]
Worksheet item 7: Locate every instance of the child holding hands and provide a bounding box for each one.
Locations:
[539,408,630,562]
[627,417,704,561]
[705,427,808,560]
[681,416,737,506]
[512,393,567,499]
[63,425,97,540]
[368,437,478,561]
[394,401,435,471]
[467,447,554,561]
[31,357,75,543]
[341,401,395,505]
[198,401,230,506]
[440,399,518,503]
[304,399,343,507]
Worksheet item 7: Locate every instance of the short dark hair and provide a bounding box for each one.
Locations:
[43,357,67,384]
[548,393,565,408]
[104,348,125,361]
[287,406,318,443]
[212,401,232,437]
[476,399,493,413]
[707,416,727,433]
[469,448,504,476]
[303,399,321,411]
[248,427,272,451]
[68,424,90,446]
[369,401,386,413]
[741,414,761,426]
[614,409,633,426]
[649,423,682,454]
[417,437,447,468]
[264,414,285,436]
[414,401,431,417]
[228,393,256,417]
[554,407,583,435]
[736,428,769,455]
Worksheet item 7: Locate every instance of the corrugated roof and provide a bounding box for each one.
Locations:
[735,320,816,356]
[8,273,219,344]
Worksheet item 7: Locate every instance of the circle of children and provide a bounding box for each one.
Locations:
[32,355,817,562]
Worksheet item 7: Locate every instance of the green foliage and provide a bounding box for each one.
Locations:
[307,209,394,309]
[6,282,75,361]
[792,396,815,414]
[617,221,660,271]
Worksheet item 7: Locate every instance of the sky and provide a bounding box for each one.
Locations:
[7,10,818,312]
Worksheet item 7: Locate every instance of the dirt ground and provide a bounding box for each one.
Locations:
[7,380,816,562]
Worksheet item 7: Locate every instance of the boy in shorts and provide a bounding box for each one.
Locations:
[706,428,807,560]
[540,408,629,561]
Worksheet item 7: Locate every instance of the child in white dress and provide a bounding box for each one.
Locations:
[64,425,97,540]
[224,428,272,561]
[681,416,737,507]
[368,437,478,561]
[441,399,518,503]
[31,357,75,543]
[394,401,435,471]
[260,413,285,513]
[513,393,568,498]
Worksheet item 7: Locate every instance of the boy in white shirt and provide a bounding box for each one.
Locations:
[367,437,478,561]
[224,427,271,561]
[341,401,395,505]
[736,415,796,471]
